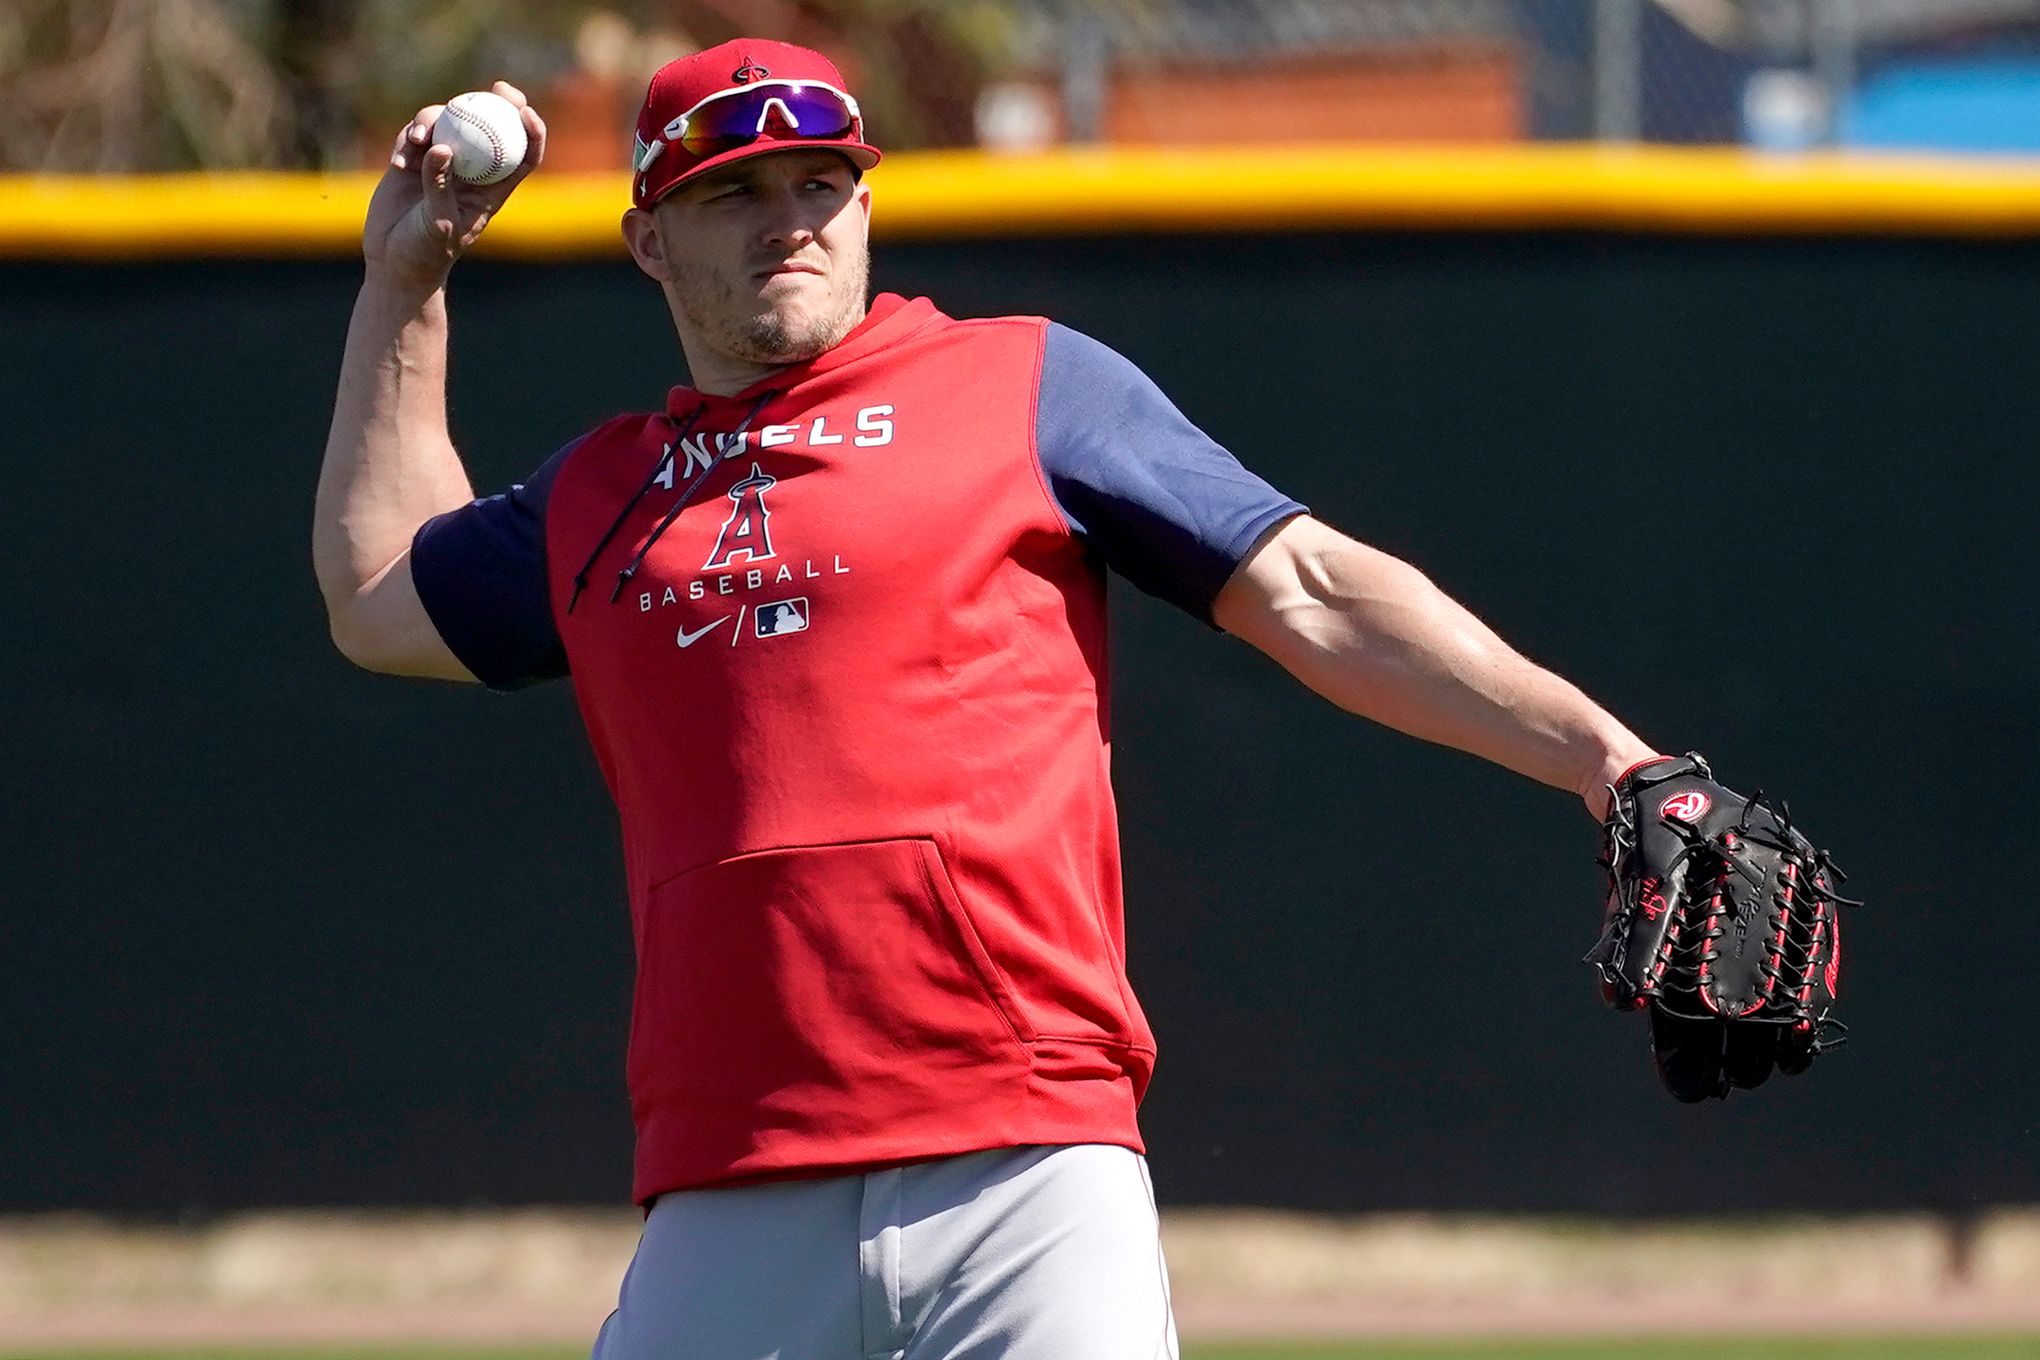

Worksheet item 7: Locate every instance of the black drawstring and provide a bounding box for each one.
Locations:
[567,405,707,614]
[608,390,777,604]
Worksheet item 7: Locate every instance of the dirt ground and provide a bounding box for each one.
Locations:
[3,1208,2037,1346]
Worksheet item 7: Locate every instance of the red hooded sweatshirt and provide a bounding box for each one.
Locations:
[412,294,1302,1202]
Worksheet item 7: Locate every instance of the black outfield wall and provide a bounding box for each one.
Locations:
[3,232,2030,1216]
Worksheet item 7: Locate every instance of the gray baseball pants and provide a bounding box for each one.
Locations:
[590,1143,1179,1359]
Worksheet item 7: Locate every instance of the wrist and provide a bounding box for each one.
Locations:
[360,266,449,309]
[1579,743,1668,820]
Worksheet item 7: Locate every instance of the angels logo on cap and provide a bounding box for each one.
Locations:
[631,38,882,210]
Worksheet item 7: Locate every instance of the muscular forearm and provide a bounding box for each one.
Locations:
[1216,519,1658,815]
[309,85,543,681]
[313,279,473,621]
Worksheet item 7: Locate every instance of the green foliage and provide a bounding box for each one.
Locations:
[0,0,1063,171]
[344,0,584,139]
[0,0,297,170]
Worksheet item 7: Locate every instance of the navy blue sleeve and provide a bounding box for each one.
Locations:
[409,438,581,690]
[1036,324,1306,625]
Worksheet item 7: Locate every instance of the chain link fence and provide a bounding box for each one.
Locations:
[1572,0,2040,147]
[989,0,2040,150]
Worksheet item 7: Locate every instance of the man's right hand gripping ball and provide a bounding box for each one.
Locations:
[1586,754,1859,1103]
[364,81,546,289]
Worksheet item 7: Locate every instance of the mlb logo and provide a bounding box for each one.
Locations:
[756,597,810,638]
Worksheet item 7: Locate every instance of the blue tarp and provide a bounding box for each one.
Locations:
[1845,54,2040,152]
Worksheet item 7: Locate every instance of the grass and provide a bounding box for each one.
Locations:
[7,1342,2039,1360]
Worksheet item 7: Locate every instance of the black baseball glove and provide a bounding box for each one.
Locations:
[1585,754,1857,1102]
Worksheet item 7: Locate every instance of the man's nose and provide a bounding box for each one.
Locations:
[758,187,815,247]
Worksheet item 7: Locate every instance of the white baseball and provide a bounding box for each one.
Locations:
[433,91,529,187]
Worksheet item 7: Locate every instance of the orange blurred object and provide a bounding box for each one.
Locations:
[1102,45,1524,145]
[542,68,637,174]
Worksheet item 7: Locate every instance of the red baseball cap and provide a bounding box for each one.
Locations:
[631,39,882,210]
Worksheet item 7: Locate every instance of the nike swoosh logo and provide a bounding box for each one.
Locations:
[676,615,731,648]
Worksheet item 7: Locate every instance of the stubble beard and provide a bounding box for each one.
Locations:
[672,246,871,367]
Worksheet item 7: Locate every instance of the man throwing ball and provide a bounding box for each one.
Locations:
[314,37,1819,1360]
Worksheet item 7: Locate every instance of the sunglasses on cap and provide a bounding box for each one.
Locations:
[634,80,864,175]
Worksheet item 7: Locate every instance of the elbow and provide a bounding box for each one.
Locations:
[313,554,385,671]
[325,595,472,683]
[326,605,380,671]
[326,598,402,674]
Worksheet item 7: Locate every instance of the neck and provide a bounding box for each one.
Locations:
[672,300,871,397]
[677,341,795,397]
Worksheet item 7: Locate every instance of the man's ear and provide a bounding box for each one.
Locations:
[855,181,872,245]
[621,206,670,281]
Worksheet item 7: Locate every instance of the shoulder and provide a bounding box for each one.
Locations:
[1033,324,1185,441]
[902,315,1151,399]
[544,411,671,504]
[903,311,1052,362]
[1037,323,1155,391]
[555,411,664,472]
[941,313,1051,335]
[855,311,1055,401]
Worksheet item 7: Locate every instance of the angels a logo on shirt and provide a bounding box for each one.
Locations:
[703,463,777,569]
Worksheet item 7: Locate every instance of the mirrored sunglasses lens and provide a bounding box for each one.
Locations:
[679,85,855,157]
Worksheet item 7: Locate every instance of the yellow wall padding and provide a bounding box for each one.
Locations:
[7,144,2040,259]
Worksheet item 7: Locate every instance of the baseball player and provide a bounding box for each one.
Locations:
[313,39,1661,1359]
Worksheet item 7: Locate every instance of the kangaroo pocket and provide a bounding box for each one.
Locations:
[628,837,1036,1144]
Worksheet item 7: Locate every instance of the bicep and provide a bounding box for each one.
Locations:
[376,440,578,689]
[331,549,478,682]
